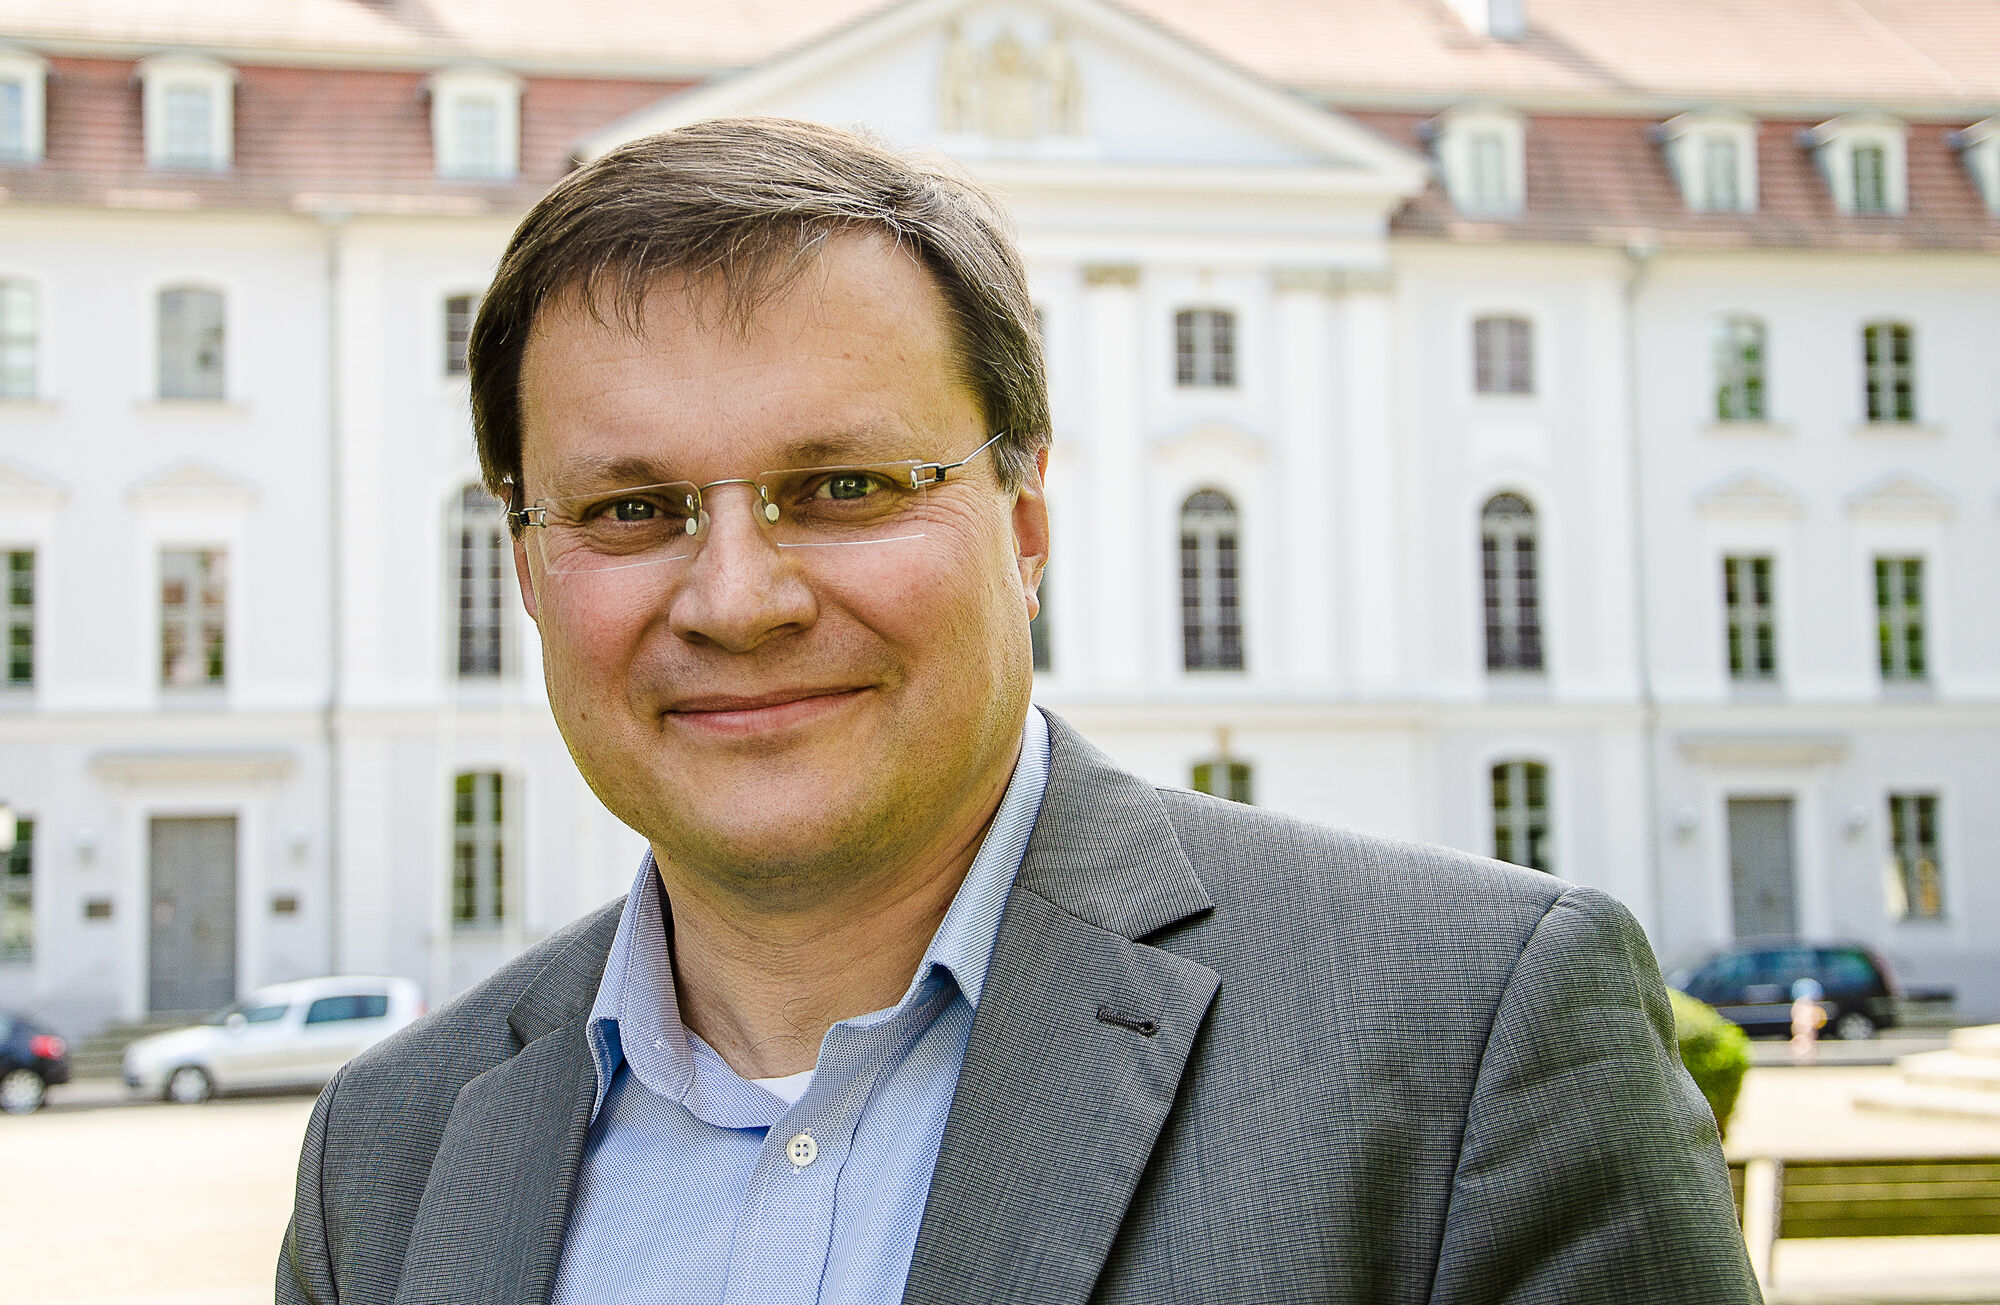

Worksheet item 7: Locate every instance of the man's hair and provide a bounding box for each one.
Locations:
[468,116,1050,512]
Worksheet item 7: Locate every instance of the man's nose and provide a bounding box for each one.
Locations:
[666,483,818,653]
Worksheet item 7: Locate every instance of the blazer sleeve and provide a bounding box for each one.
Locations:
[1427,886,1762,1305]
[277,1069,343,1305]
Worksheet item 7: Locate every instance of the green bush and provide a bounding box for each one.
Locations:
[1670,989,1752,1140]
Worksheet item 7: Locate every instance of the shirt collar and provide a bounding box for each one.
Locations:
[583,708,1051,1118]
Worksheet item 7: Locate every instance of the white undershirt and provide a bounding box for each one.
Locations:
[752,1067,814,1106]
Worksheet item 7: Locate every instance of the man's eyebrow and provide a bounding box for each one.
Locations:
[543,429,925,491]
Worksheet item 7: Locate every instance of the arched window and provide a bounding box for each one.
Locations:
[1491,760,1552,872]
[1713,315,1766,422]
[0,278,38,400]
[1481,493,1543,672]
[1180,489,1243,671]
[1174,309,1236,387]
[455,484,508,678]
[1473,315,1533,394]
[158,285,225,400]
[444,293,479,377]
[1862,321,1915,422]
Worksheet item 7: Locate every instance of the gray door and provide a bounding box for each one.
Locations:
[1727,798,1797,939]
[148,816,238,1013]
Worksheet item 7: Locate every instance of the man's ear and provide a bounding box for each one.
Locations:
[1013,446,1052,618]
[512,531,541,624]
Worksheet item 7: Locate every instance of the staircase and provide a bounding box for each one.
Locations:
[64,1013,208,1081]
[1854,1024,2000,1123]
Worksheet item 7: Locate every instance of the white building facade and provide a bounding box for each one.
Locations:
[0,0,1995,1035]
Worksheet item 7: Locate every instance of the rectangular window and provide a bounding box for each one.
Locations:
[1174,309,1236,388]
[1852,144,1889,214]
[1,816,30,961]
[1713,316,1765,421]
[1491,761,1552,873]
[1473,317,1533,395]
[1701,135,1740,210]
[0,80,22,160]
[158,287,226,401]
[0,278,36,400]
[444,294,478,377]
[162,84,214,168]
[1874,557,1926,682]
[1863,323,1915,422]
[161,548,226,687]
[1723,555,1777,680]
[4,550,31,686]
[452,771,506,926]
[1886,793,1943,921]
[450,95,501,177]
[1191,759,1253,804]
[1467,131,1508,211]
[456,487,507,678]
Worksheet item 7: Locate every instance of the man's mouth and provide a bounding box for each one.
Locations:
[665,687,870,735]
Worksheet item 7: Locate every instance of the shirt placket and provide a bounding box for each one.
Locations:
[719,980,951,1304]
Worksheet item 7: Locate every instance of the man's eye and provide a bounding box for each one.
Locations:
[609,497,659,522]
[818,472,886,501]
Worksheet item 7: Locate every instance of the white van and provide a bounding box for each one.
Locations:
[122,975,424,1103]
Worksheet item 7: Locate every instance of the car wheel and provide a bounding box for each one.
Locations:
[164,1065,213,1105]
[1833,1011,1878,1042]
[0,1067,47,1114]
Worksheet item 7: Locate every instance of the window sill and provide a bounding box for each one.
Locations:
[0,688,36,711]
[1853,421,1942,439]
[1484,670,1549,699]
[136,399,247,416]
[1705,420,1790,438]
[1728,678,1786,701]
[158,686,229,710]
[0,397,56,414]
[1879,678,1936,701]
[450,921,508,935]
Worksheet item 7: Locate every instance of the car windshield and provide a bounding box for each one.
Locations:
[200,998,290,1025]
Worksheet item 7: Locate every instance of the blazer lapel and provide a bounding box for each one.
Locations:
[903,712,1220,1305]
[394,911,615,1305]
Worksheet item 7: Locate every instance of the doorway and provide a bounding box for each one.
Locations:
[1727,797,1797,938]
[148,815,238,1013]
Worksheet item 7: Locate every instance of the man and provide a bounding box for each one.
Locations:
[280,118,1758,1304]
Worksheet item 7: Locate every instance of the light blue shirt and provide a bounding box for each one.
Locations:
[550,710,1051,1305]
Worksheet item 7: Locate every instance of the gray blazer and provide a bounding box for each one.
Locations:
[280,713,1758,1304]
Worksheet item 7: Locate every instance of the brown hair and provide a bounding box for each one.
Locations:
[468,116,1049,515]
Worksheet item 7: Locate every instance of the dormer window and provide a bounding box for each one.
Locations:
[0,49,48,164]
[428,68,521,180]
[139,55,235,171]
[1659,111,1757,213]
[1432,105,1525,218]
[1805,114,1907,216]
[1955,118,2000,214]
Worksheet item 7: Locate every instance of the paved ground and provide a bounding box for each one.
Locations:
[4,1061,1997,1305]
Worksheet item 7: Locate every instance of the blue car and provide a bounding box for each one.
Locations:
[0,1009,71,1114]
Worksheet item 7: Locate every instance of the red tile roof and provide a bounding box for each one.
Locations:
[1355,111,2000,251]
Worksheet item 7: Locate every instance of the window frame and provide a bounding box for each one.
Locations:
[1190,758,1254,804]
[4,548,33,687]
[1873,555,1927,682]
[138,55,235,172]
[1958,117,2000,215]
[1472,314,1534,396]
[1490,759,1553,873]
[1884,792,1944,922]
[443,292,480,378]
[1,814,31,962]
[1722,554,1778,681]
[1179,488,1245,672]
[1660,112,1759,213]
[452,770,509,928]
[1712,314,1766,422]
[1173,308,1238,389]
[0,50,48,165]
[1862,320,1916,423]
[1481,493,1544,673]
[159,547,227,689]
[156,284,228,402]
[1807,115,1908,216]
[453,484,509,680]
[1434,104,1526,217]
[427,68,523,181]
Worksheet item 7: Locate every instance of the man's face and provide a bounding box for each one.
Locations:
[514,232,1048,897]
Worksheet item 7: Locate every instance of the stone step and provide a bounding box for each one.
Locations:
[1947,1025,2000,1060]
[64,1013,209,1079]
[1899,1050,2000,1094]
[1854,1081,2000,1125]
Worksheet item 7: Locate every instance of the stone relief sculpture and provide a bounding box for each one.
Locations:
[937,18,1084,139]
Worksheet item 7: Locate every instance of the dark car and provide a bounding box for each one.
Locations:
[0,1009,71,1113]
[1670,940,1898,1041]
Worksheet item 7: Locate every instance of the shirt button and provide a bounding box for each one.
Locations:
[786,1132,818,1168]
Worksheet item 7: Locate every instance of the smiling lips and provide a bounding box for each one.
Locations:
[666,686,870,736]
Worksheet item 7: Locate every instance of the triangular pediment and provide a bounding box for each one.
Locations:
[127,458,257,506]
[0,456,64,503]
[576,0,1426,200]
[1694,471,1805,519]
[1846,472,1954,520]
